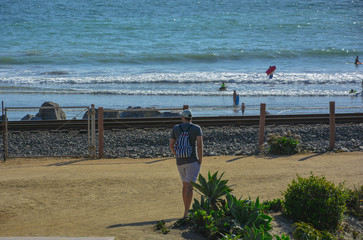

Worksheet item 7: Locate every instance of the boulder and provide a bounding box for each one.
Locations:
[120,106,160,118]
[21,114,35,121]
[159,111,180,117]
[82,109,120,119]
[36,101,66,120]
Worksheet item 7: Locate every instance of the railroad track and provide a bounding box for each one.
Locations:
[1,113,362,131]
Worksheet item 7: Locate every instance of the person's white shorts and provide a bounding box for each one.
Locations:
[177,162,200,183]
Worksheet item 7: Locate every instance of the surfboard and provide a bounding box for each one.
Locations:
[349,92,362,97]
[234,95,240,107]
[219,86,227,91]
[266,66,276,75]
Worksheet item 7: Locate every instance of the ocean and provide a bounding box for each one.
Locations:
[1,0,362,120]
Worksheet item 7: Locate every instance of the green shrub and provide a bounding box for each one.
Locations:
[263,198,283,212]
[188,171,272,239]
[266,132,299,155]
[345,185,363,220]
[293,222,335,240]
[242,226,272,240]
[227,195,272,233]
[189,209,219,239]
[283,174,348,231]
[274,233,290,240]
[221,233,242,240]
[221,232,290,240]
[154,220,170,234]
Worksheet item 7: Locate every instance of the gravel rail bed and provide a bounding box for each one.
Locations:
[1,123,363,159]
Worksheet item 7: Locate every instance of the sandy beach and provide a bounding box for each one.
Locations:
[0,152,362,239]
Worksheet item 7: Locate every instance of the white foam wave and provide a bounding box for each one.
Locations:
[0,72,362,85]
[0,87,354,97]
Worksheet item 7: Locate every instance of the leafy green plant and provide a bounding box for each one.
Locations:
[221,232,290,240]
[191,171,233,211]
[266,132,299,155]
[228,195,272,233]
[283,173,348,231]
[345,185,363,220]
[274,233,290,240]
[188,208,228,239]
[221,233,243,240]
[293,222,335,240]
[263,198,283,212]
[242,226,273,240]
[188,172,274,239]
[154,220,170,234]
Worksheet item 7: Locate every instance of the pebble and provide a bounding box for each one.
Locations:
[1,123,362,159]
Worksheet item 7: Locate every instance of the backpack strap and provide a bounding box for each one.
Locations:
[179,124,192,132]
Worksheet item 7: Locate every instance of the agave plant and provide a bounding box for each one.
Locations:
[191,171,233,211]
[228,196,272,233]
[242,226,273,240]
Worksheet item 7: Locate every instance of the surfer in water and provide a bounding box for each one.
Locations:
[219,82,227,91]
[349,89,357,94]
[355,56,362,65]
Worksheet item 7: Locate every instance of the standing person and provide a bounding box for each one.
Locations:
[355,56,361,65]
[169,109,203,218]
[266,66,276,79]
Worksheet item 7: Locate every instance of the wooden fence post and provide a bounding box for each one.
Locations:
[2,101,7,162]
[329,101,335,150]
[258,103,266,147]
[90,104,96,158]
[98,107,104,159]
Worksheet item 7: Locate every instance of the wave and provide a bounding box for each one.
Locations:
[0,87,358,97]
[0,47,358,65]
[0,72,361,85]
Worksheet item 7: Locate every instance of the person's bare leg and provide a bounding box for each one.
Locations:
[182,182,193,218]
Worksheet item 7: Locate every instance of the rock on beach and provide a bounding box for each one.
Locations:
[1,123,362,159]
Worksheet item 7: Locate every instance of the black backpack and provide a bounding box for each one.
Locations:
[174,125,193,158]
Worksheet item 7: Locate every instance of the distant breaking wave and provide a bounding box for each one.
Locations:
[0,87,356,97]
[0,72,361,85]
[0,48,357,65]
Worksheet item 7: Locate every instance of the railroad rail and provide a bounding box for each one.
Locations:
[1,113,362,131]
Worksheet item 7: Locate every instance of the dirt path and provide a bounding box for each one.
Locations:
[0,152,362,239]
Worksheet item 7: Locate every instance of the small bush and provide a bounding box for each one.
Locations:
[263,198,283,212]
[293,222,335,240]
[283,173,348,231]
[345,185,363,220]
[266,132,300,155]
[154,220,170,234]
[188,171,273,239]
